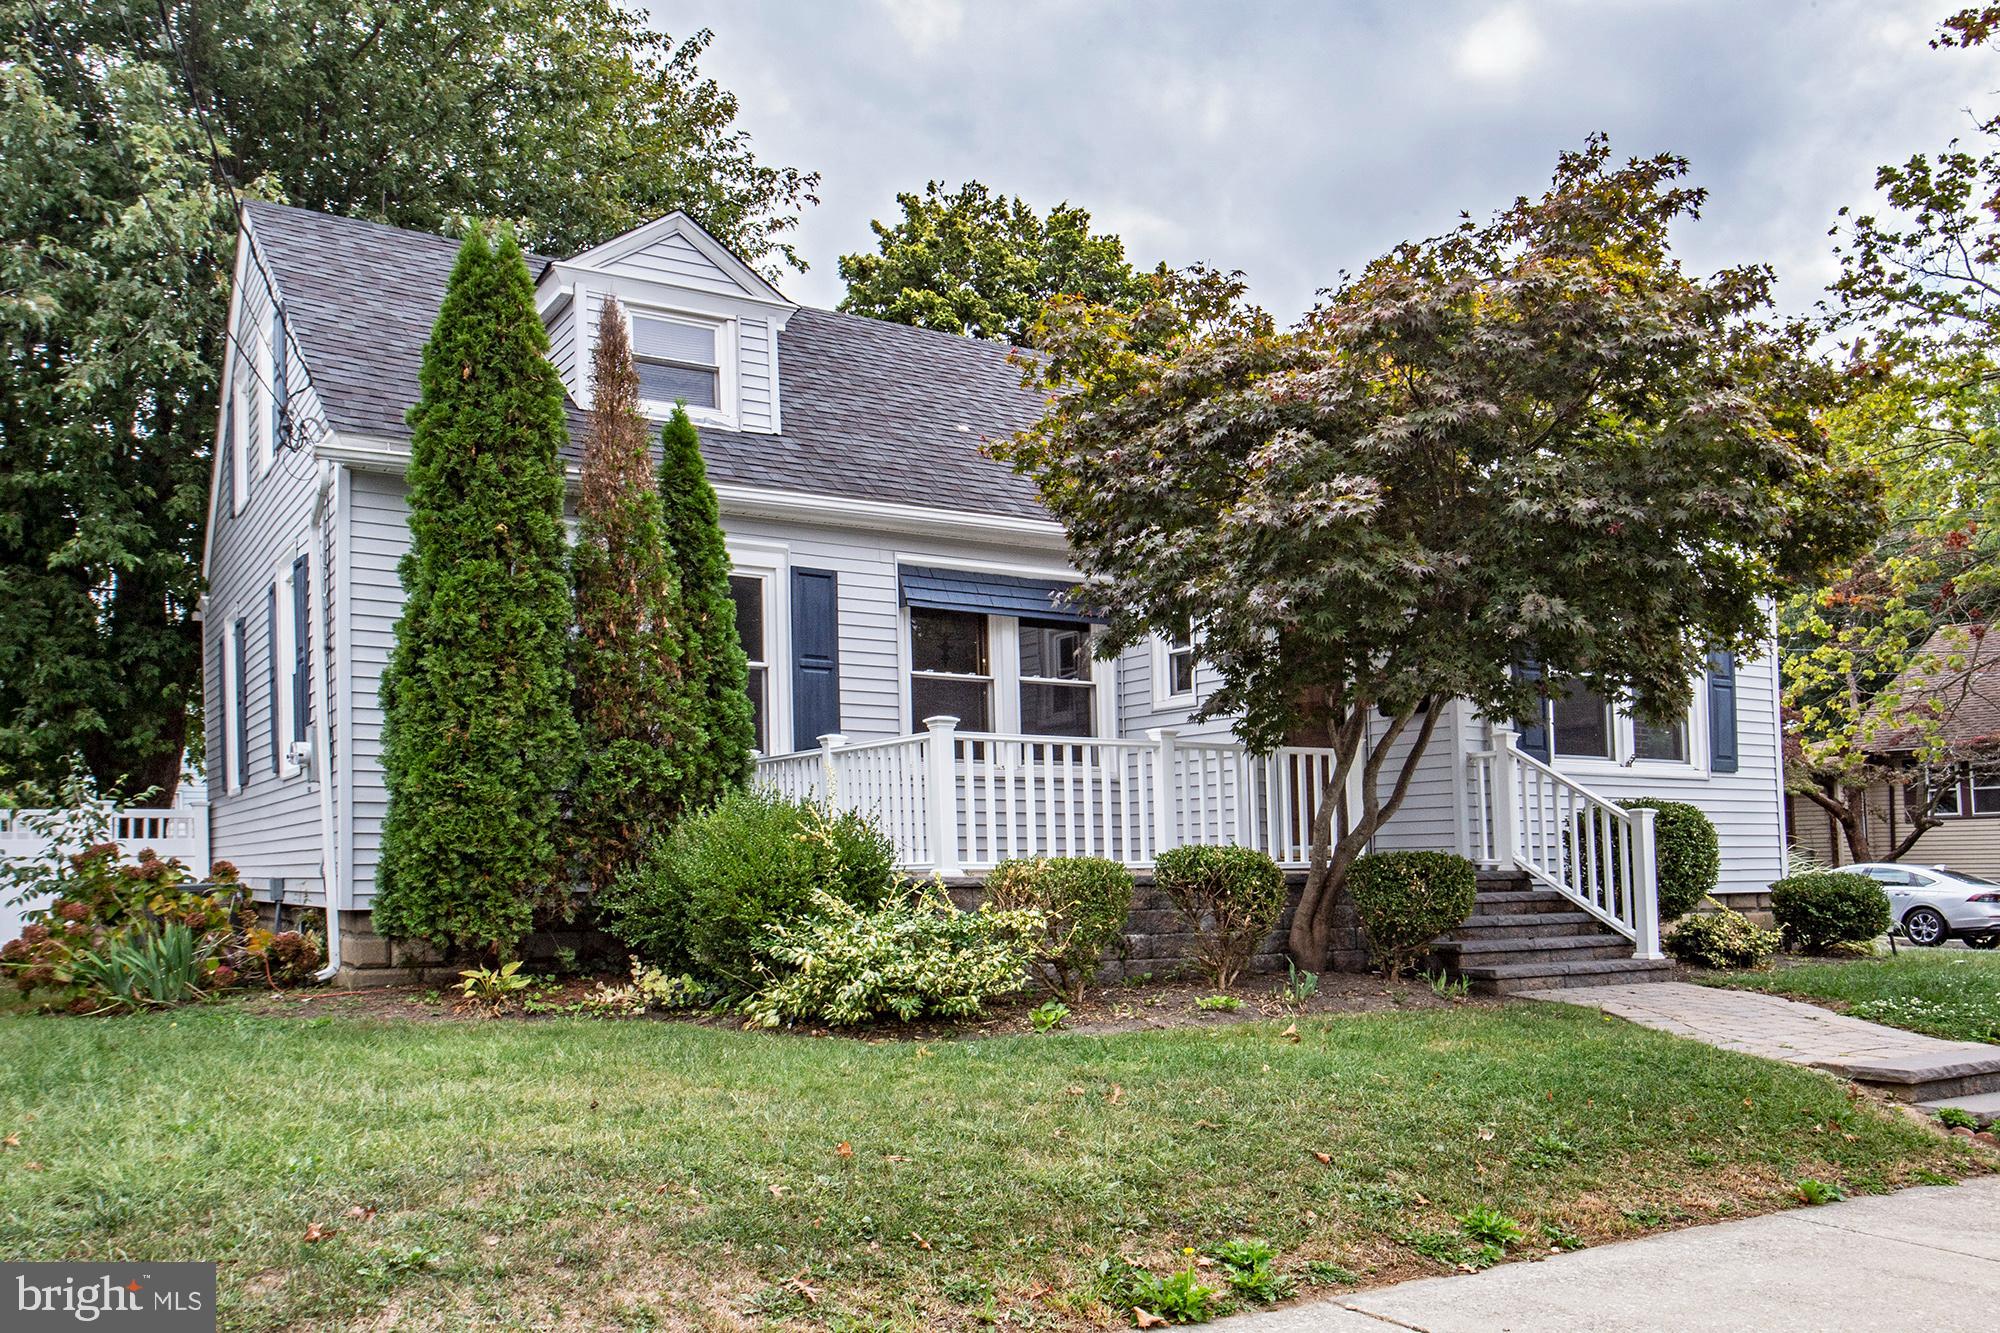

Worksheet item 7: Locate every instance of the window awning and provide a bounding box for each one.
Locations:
[898,565,1103,625]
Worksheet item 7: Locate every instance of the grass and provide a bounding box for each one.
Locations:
[0,1003,1984,1330]
[1710,949,2000,1044]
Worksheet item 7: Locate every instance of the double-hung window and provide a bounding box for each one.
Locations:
[631,313,719,412]
[1974,767,2000,816]
[1551,682,1615,760]
[1161,628,1197,701]
[909,608,992,730]
[1632,711,1689,762]
[1019,618,1094,736]
[729,574,770,751]
[221,617,247,795]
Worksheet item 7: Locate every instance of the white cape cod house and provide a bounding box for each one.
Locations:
[201,202,1790,981]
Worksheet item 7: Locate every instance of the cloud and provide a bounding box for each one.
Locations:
[1454,5,1544,83]
[877,0,965,55]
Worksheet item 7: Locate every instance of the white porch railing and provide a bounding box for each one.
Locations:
[755,717,1355,875]
[1464,724,1661,958]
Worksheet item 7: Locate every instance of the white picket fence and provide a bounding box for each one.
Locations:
[0,802,210,943]
[757,717,1357,874]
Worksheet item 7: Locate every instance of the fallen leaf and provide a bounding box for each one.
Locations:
[345,1205,377,1221]
[484,1236,500,1247]
[836,1142,854,1159]
[1476,1127,1495,1142]
[655,1184,671,1195]
[1280,1023,1300,1043]
[23,1161,43,1172]
[784,1275,821,1305]
[768,1184,789,1198]
[910,1231,931,1250]
[1743,1098,1754,1108]
[1195,1119,1221,1130]
[1312,1151,1332,1165]
[883,1154,910,1162]
[302,1223,336,1243]
[2,1134,18,1149]
[1135,1308,1168,1328]
[1107,1084,1124,1106]
[1065,1086,1087,1096]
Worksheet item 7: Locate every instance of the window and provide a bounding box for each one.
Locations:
[222,618,247,795]
[1551,683,1614,759]
[247,327,270,475]
[1161,629,1196,700]
[1632,712,1688,763]
[909,607,991,729]
[729,574,769,751]
[229,367,250,512]
[1861,866,1922,886]
[631,313,719,411]
[1975,767,2000,816]
[1920,767,1962,818]
[1019,618,1095,737]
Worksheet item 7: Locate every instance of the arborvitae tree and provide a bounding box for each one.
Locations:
[569,298,686,893]
[658,406,756,807]
[373,226,578,958]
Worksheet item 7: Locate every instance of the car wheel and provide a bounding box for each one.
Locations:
[1970,934,2000,951]
[1903,907,1949,948]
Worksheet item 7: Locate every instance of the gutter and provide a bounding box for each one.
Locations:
[309,460,343,981]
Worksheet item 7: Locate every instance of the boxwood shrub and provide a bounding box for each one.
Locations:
[1345,851,1477,977]
[1769,871,1890,953]
[1663,904,1780,969]
[594,788,895,990]
[1620,799,1719,921]
[1154,845,1288,989]
[985,856,1134,1001]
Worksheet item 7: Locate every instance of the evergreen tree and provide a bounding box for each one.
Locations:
[657,406,756,807]
[569,298,686,893]
[372,227,578,957]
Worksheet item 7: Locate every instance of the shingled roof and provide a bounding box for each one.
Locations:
[239,201,1053,521]
[1866,625,2000,755]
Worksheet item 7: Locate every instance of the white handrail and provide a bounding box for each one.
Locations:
[1465,725,1661,958]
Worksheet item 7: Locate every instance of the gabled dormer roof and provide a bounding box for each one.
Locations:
[557,210,794,310]
[237,200,1051,522]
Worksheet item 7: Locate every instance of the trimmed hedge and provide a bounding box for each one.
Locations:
[1664,904,1779,969]
[1346,851,1477,977]
[985,857,1134,1001]
[595,789,895,989]
[1154,845,1288,989]
[1770,872,1890,953]
[1621,799,1719,921]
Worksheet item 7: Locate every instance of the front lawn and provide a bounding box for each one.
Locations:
[1709,949,2000,1044]
[0,1004,1983,1330]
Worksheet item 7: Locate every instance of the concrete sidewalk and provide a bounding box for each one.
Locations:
[1208,1177,2000,1332]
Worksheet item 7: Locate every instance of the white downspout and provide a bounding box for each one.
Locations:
[310,460,343,981]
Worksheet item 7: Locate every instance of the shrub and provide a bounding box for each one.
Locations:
[237,928,325,987]
[1155,844,1288,989]
[595,789,895,989]
[1346,851,1477,976]
[1770,871,1890,952]
[743,887,1042,1027]
[1621,799,1719,921]
[67,921,219,1013]
[984,856,1134,1001]
[1664,904,1779,969]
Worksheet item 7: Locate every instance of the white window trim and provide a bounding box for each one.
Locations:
[230,363,251,513]
[274,557,302,779]
[627,302,738,431]
[1550,681,1709,777]
[1152,630,1199,709]
[249,324,272,476]
[221,616,244,795]
[899,605,1114,738]
[726,540,790,755]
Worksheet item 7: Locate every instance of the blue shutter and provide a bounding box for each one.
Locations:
[214,626,228,795]
[270,305,288,448]
[267,584,280,774]
[232,621,249,784]
[291,555,311,744]
[1512,660,1551,763]
[790,568,840,751]
[1706,651,1739,773]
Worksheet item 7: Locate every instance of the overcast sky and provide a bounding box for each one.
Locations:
[658,0,1995,323]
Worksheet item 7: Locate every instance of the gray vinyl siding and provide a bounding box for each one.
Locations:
[202,225,330,903]
[618,232,748,296]
[546,294,579,395]
[1364,700,1475,856]
[345,467,409,908]
[736,316,775,432]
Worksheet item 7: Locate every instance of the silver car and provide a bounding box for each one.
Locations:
[1842,862,2000,948]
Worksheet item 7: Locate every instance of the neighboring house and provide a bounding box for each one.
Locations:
[201,203,1789,975]
[1788,625,2000,877]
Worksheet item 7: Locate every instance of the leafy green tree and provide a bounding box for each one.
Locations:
[569,297,685,894]
[657,406,755,807]
[372,227,578,958]
[996,139,1877,969]
[838,180,1154,346]
[0,0,816,801]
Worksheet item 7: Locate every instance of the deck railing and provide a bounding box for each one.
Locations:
[754,717,1354,875]
[1464,724,1661,958]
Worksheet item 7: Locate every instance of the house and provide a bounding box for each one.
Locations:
[1788,625,2000,876]
[201,202,1790,984]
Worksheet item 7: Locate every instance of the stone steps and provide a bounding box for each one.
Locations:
[1448,909,1605,941]
[1453,957,1677,994]
[1916,1089,2000,1127]
[1438,881,1660,995]
[1436,934,1638,966]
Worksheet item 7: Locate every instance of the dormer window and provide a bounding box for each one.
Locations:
[632,312,719,412]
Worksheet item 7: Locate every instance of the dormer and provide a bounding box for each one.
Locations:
[536,211,796,435]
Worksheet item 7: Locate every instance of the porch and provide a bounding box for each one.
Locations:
[754,716,1664,960]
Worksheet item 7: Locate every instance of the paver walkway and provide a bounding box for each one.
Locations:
[1519,980,2000,1094]
[1208,1176,2000,1331]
